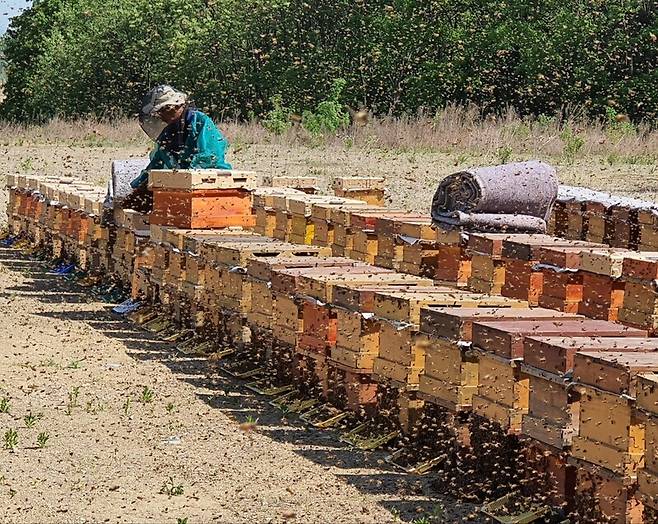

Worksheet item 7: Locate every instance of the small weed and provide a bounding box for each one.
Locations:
[177,519,189,524]
[412,518,430,524]
[123,397,132,415]
[536,114,555,129]
[160,477,184,497]
[3,429,18,451]
[497,145,513,164]
[140,386,154,403]
[66,386,80,415]
[37,432,49,448]
[0,397,9,413]
[24,412,38,428]
[262,94,292,135]
[454,153,470,166]
[18,157,35,172]
[239,415,259,432]
[67,359,82,369]
[39,359,59,368]
[166,403,176,414]
[9,488,16,498]
[430,503,445,519]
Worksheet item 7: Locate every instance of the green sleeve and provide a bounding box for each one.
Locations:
[189,113,232,170]
[130,145,170,189]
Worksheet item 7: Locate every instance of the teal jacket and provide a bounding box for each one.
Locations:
[131,109,232,189]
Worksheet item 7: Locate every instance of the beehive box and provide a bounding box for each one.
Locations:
[572,351,658,477]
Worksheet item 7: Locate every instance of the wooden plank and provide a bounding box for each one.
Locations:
[419,306,578,342]
[148,169,259,190]
[574,351,658,396]
[524,336,658,375]
[373,288,524,325]
[472,319,645,359]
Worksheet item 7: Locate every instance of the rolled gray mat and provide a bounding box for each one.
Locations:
[431,161,558,233]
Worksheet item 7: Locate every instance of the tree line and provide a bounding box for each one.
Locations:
[1,0,657,122]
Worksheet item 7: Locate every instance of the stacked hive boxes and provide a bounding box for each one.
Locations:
[552,187,658,250]
[471,319,644,433]
[619,254,658,333]
[419,307,575,414]
[466,233,514,294]
[571,351,658,522]
[637,373,658,521]
[14,171,658,522]
[148,170,258,229]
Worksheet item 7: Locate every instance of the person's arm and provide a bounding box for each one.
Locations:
[130,146,168,189]
[189,113,232,170]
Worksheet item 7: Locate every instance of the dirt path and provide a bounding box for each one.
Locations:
[0,248,461,524]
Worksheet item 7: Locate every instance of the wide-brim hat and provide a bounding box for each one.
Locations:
[142,85,188,116]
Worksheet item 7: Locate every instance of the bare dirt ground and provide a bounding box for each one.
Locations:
[0,249,468,524]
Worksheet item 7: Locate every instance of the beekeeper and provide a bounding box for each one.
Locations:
[123,85,232,212]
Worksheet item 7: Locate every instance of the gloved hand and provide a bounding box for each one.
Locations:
[130,169,149,189]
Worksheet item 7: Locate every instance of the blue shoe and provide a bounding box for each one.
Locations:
[112,299,142,315]
[56,264,76,275]
[0,236,17,247]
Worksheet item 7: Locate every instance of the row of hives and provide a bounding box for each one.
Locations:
[6,171,658,523]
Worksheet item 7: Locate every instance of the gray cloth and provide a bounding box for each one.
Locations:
[431,161,558,233]
[437,211,548,233]
[104,158,150,209]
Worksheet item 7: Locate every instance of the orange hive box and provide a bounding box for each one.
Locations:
[148,169,258,229]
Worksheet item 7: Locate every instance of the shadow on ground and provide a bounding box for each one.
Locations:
[0,247,482,523]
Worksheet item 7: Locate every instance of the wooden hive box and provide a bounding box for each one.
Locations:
[269,262,361,347]
[471,322,645,434]
[332,176,386,206]
[521,337,658,449]
[148,169,258,229]
[373,215,427,269]
[637,373,658,512]
[331,282,432,372]
[371,291,524,390]
[246,256,353,329]
[572,351,658,478]
[418,307,579,413]
[296,271,422,356]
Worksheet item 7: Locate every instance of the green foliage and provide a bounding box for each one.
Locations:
[262,95,292,135]
[37,432,49,448]
[140,386,154,403]
[23,412,39,428]
[560,126,585,164]
[497,145,513,164]
[0,397,9,413]
[2,1,658,122]
[301,79,350,136]
[160,477,184,497]
[3,429,18,451]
